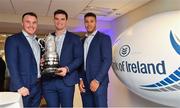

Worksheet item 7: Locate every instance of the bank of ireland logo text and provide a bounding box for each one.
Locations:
[140,31,180,92]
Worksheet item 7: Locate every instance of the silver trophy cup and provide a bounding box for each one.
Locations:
[41,34,59,75]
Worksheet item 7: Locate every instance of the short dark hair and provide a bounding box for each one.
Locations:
[54,9,68,20]
[22,12,37,21]
[84,12,96,20]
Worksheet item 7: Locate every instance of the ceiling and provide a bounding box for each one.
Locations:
[0,0,151,34]
[0,0,152,21]
[0,0,151,53]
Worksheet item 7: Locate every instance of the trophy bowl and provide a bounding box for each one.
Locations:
[41,34,59,75]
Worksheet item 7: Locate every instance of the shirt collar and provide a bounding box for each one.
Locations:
[55,30,67,37]
[22,30,37,39]
[85,30,97,37]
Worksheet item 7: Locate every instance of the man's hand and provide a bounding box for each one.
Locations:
[90,79,100,92]
[79,79,85,93]
[55,67,68,77]
[17,87,29,96]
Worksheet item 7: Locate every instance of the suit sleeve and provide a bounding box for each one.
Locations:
[5,37,23,91]
[67,37,83,73]
[78,38,85,80]
[79,65,86,80]
[95,36,112,83]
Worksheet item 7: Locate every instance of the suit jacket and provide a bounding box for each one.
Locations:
[0,57,6,80]
[80,31,112,85]
[5,32,39,91]
[49,31,83,86]
[0,57,6,90]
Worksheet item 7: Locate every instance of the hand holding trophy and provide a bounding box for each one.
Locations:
[41,33,59,75]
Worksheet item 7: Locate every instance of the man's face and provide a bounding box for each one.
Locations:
[84,16,96,34]
[54,14,67,31]
[22,15,38,36]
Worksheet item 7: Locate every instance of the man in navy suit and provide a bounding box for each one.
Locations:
[42,9,83,107]
[5,12,41,107]
[79,12,112,107]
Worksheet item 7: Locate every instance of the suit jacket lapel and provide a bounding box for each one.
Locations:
[19,32,36,62]
[86,31,99,60]
[60,31,69,60]
[82,37,86,44]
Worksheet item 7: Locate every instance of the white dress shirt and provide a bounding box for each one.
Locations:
[55,30,66,59]
[22,30,41,78]
[84,30,97,70]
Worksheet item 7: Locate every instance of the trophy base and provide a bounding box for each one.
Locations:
[41,68,58,75]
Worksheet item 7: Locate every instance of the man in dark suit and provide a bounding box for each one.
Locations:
[42,9,83,107]
[79,12,112,107]
[0,53,6,91]
[5,12,41,107]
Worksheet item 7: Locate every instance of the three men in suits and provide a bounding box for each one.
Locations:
[5,12,41,107]
[79,12,112,107]
[42,9,83,107]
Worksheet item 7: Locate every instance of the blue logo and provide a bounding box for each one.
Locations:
[170,31,180,55]
[140,31,180,92]
[119,45,130,57]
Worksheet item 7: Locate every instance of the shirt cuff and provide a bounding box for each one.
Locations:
[65,66,69,72]
[94,79,100,84]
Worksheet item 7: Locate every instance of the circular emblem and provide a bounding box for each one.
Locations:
[119,45,130,57]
